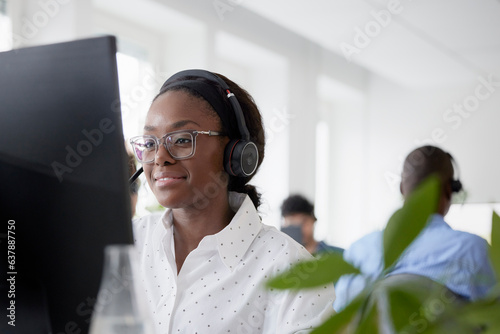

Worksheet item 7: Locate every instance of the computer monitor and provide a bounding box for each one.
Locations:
[0,36,134,333]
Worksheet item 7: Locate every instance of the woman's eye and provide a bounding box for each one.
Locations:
[174,137,192,145]
[144,139,156,150]
[170,133,192,145]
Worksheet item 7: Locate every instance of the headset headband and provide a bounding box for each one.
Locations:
[159,69,250,141]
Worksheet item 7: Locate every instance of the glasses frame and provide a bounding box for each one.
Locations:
[129,129,225,164]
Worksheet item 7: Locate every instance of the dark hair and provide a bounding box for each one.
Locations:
[281,194,316,220]
[402,145,454,195]
[155,72,265,208]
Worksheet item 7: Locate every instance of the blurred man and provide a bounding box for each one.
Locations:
[281,194,343,255]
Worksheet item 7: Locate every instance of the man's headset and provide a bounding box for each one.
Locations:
[447,152,463,193]
[129,70,259,185]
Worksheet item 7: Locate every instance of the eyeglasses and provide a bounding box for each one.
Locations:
[129,129,225,164]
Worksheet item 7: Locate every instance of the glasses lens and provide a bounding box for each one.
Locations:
[167,132,194,159]
[132,137,156,162]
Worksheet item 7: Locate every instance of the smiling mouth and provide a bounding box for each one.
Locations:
[154,176,186,186]
[156,177,184,181]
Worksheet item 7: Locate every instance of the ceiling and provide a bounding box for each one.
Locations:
[94,0,500,87]
[239,0,500,87]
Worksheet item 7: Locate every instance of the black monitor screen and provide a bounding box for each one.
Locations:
[0,36,134,334]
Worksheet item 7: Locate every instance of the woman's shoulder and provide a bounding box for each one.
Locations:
[133,211,165,228]
[132,211,167,246]
[257,224,313,260]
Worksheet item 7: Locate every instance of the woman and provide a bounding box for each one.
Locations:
[131,69,335,333]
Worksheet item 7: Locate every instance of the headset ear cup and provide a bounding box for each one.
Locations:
[451,179,462,193]
[224,139,258,177]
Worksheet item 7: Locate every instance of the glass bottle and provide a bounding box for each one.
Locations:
[89,244,153,334]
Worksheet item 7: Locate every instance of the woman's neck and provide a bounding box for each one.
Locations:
[305,240,318,254]
[171,192,235,274]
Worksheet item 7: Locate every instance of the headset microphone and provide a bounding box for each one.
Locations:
[129,167,143,185]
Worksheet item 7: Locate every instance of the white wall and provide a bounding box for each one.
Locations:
[315,76,367,248]
[9,0,93,48]
[363,74,500,240]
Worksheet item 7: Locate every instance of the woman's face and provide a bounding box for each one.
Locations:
[143,90,229,209]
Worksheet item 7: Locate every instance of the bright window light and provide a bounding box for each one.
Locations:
[0,0,12,51]
[447,202,500,243]
[115,51,156,141]
[115,49,160,217]
[315,121,330,241]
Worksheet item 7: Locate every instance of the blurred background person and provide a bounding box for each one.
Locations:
[281,194,344,255]
[333,145,497,311]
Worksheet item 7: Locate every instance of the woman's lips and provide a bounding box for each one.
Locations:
[153,173,186,187]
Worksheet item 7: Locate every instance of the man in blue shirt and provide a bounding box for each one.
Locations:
[280,194,344,256]
[334,145,497,311]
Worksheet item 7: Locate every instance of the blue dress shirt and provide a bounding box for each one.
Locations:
[334,214,497,311]
[315,241,344,255]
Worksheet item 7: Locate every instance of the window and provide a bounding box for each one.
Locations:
[114,45,160,217]
[315,121,330,241]
[0,0,11,51]
[115,49,156,141]
[316,75,366,248]
[447,203,500,243]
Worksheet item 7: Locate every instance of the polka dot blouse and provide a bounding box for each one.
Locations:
[133,192,336,333]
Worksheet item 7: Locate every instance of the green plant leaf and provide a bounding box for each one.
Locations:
[458,298,500,329]
[371,274,470,334]
[413,291,500,334]
[266,253,360,290]
[383,175,440,270]
[484,322,500,334]
[354,297,382,334]
[310,293,366,334]
[490,211,500,279]
[388,288,425,333]
[420,319,473,334]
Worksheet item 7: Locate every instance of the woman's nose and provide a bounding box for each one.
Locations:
[154,143,176,166]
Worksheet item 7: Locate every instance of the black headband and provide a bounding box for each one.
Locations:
[159,79,231,133]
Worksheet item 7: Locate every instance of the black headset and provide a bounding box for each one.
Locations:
[129,69,259,185]
[447,152,463,193]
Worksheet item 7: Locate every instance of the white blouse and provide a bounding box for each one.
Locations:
[133,192,335,333]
